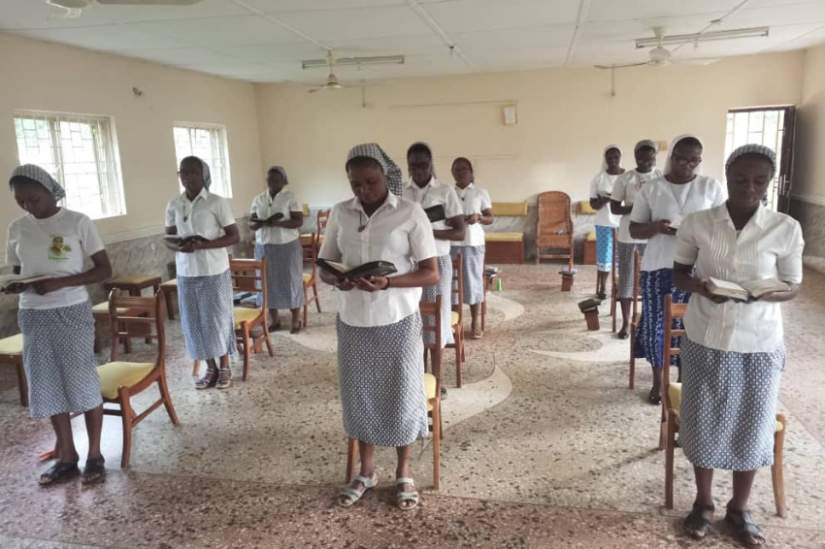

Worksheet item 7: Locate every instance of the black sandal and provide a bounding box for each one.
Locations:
[648,387,661,405]
[725,503,766,547]
[683,502,715,540]
[81,456,106,485]
[39,461,79,486]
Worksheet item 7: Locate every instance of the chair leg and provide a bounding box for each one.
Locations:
[772,414,787,517]
[629,328,636,390]
[158,375,179,425]
[665,419,676,509]
[313,282,321,313]
[263,325,274,358]
[454,331,462,389]
[432,399,441,491]
[481,298,487,332]
[119,392,134,469]
[15,360,29,407]
[345,438,357,484]
[242,327,251,381]
[303,286,309,328]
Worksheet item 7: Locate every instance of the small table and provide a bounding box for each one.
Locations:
[104,274,162,297]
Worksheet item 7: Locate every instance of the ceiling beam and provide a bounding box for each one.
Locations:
[564,0,591,65]
[405,0,472,67]
[231,0,330,52]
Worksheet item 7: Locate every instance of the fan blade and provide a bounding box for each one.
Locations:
[97,0,203,5]
[677,57,719,66]
[594,62,649,70]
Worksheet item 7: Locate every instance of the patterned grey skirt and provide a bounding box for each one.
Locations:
[451,245,485,306]
[336,313,428,447]
[421,254,454,347]
[616,241,646,299]
[18,300,102,419]
[177,270,236,361]
[255,240,305,310]
[680,337,784,471]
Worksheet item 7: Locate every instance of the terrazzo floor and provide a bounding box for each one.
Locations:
[0,265,823,549]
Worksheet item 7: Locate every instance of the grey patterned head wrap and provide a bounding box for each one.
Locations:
[346,143,403,196]
[725,144,777,178]
[9,164,66,200]
[634,139,657,154]
[198,158,212,190]
[268,165,288,183]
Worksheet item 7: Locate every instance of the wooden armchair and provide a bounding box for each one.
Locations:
[660,294,787,517]
[230,258,274,381]
[96,290,179,468]
[302,231,322,327]
[536,191,574,269]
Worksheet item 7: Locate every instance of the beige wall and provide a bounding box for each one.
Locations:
[255,51,804,207]
[798,43,825,204]
[0,32,262,253]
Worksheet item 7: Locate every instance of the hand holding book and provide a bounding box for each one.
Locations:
[703,277,790,303]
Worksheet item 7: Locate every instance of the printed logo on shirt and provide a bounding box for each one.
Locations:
[48,235,72,260]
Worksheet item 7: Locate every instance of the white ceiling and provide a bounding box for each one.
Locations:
[2,0,825,84]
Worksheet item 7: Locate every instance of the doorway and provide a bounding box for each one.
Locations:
[724,106,796,212]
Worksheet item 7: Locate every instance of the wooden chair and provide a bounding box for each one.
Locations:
[345,297,443,490]
[230,258,274,381]
[660,294,787,517]
[448,252,466,387]
[92,300,147,355]
[536,191,574,269]
[97,290,179,468]
[302,231,322,327]
[628,248,642,389]
[0,334,27,406]
[159,278,178,320]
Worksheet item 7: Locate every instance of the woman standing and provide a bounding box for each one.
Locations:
[629,136,726,403]
[320,143,438,510]
[450,157,494,339]
[249,166,305,333]
[164,156,239,390]
[673,145,801,547]
[589,146,624,299]
[610,140,661,339]
[4,164,111,485]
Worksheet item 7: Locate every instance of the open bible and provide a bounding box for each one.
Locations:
[423,204,446,223]
[0,273,51,292]
[705,277,789,301]
[163,234,209,246]
[316,259,397,280]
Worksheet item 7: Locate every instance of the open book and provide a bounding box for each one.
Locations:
[164,234,209,246]
[706,277,789,301]
[0,273,51,292]
[424,204,446,223]
[316,259,397,280]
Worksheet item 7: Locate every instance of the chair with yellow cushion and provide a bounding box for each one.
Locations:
[536,192,574,269]
[661,294,787,517]
[302,231,322,327]
[0,334,27,406]
[448,252,466,387]
[230,258,274,381]
[344,297,443,490]
[97,290,179,468]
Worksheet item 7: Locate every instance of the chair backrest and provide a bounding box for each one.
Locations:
[631,248,642,318]
[451,252,464,323]
[303,231,319,278]
[317,209,331,235]
[662,294,688,410]
[420,296,442,392]
[492,202,527,217]
[536,191,572,243]
[108,290,166,364]
[230,258,267,312]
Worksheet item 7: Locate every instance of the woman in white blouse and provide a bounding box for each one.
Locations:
[249,166,305,333]
[450,157,494,339]
[3,164,112,485]
[673,145,802,547]
[610,139,662,339]
[629,135,726,404]
[589,145,624,299]
[319,143,438,511]
[164,156,239,390]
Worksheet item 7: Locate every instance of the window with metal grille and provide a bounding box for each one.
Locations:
[172,124,232,198]
[13,112,126,220]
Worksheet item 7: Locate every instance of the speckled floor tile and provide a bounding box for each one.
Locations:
[0,264,823,548]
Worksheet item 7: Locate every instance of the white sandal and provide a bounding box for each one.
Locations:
[395,477,419,510]
[338,473,378,507]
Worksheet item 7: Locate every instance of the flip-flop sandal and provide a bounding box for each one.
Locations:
[683,502,715,540]
[725,503,767,547]
[290,321,303,334]
[648,387,661,405]
[268,322,282,333]
[395,477,419,510]
[471,329,483,340]
[617,328,628,339]
[39,461,79,486]
[81,456,106,485]
[338,473,378,508]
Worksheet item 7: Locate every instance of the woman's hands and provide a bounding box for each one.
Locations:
[2,277,66,295]
[353,276,389,292]
[465,213,482,224]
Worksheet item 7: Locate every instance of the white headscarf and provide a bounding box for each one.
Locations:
[9,164,66,200]
[601,144,622,172]
[725,144,777,179]
[663,134,703,176]
[268,165,288,184]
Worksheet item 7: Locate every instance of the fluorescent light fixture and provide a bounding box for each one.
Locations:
[301,55,405,70]
[635,26,769,49]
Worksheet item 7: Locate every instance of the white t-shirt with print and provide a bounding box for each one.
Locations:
[250,190,302,245]
[6,208,105,310]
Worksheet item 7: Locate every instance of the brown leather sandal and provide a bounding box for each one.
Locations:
[39,461,79,486]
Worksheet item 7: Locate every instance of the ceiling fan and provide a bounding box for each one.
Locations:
[595,26,718,70]
[307,51,349,94]
[47,0,202,17]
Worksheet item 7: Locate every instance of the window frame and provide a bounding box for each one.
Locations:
[171,122,233,198]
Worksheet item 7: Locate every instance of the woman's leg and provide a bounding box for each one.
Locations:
[618,298,630,337]
[469,303,481,334]
[84,405,104,460]
[50,413,78,463]
[597,270,609,297]
[339,440,376,505]
[269,309,280,330]
[695,466,714,506]
[290,307,301,332]
[685,466,716,538]
[395,445,417,509]
[731,470,757,510]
